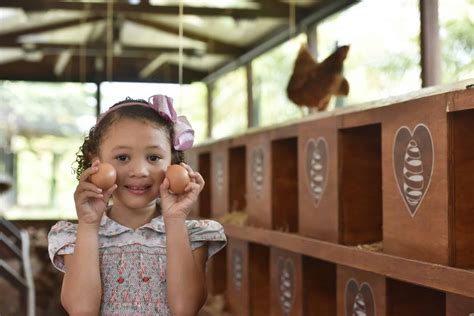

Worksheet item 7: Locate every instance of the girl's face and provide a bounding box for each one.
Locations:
[97,118,172,211]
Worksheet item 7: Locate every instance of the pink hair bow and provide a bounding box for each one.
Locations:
[147,95,194,151]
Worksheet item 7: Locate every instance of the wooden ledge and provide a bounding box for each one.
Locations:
[223,224,474,298]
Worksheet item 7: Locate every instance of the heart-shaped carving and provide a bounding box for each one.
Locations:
[277,257,295,315]
[345,279,376,316]
[215,155,224,193]
[232,249,243,290]
[251,147,265,199]
[392,124,434,217]
[305,137,329,207]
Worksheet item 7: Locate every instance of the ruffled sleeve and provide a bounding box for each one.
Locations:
[186,219,227,258]
[48,220,78,273]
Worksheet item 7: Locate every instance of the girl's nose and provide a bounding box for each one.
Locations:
[128,160,150,177]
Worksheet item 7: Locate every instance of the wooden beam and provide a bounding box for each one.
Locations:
[127,17,244,56]
[0,54,208,84]
[420,0,441,87]
[139,54,171,79]
[1,42,202,58]
[54,48,73,77]
[224,224,474,299]
[0,260,27,291]
[0,15,103,45]
[256,0,293,20]
[0,0,289,19]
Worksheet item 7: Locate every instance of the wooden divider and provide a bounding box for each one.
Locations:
[227,238,249,315]
[382,94,449,265]
[270,247,303,316]
[337,265,386,316]
[229,146,247,212]
[298,116,340,242]
[339,123,382,246]
[446,293,474,315]
[387,279,445,316]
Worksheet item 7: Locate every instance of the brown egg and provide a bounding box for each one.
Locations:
[90,163,117,189]
[166,164,190,194]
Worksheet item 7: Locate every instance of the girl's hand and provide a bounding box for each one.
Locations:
[74,160,117,226]
[160,163,204,220]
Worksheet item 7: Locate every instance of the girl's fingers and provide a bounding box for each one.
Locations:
[77,182,103,194]
[160,178,172,197]
[103,184,117,200]
[194,172,204,187]
[188,171,204,192]
[161,177,170,189]
[79,160,102,182]
[79,165,99,182]
[77,190,104,201]
[184,182,200,193]
[179,162,201,185]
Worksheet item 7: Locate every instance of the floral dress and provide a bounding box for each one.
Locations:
[48,214,227,315]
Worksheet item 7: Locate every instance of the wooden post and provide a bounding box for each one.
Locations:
[306,23,318,60]
[246,63,259,128]
[420,0,441,87]
[95,82,101,117]
[206,82,213,139]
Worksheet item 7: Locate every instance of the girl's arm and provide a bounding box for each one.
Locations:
[161,163,208,315]
[61,223,102,315]
[61,160,116,315]
[165,218,209,316]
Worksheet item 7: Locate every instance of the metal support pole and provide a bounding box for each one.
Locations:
[420,0,441,87]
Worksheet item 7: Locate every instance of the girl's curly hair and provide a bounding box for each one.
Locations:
[73,98,185,180]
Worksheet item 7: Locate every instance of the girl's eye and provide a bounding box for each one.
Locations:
[148,155,161,162]
[115,155,128,162]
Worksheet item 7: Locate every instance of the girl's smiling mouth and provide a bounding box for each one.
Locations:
[125,185,152,195]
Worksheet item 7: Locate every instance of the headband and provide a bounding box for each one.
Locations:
[97,94,194,151]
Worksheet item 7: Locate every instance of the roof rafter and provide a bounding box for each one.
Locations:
[127,16,244,56]
[0,0,289,19]
[0,42,207,59]
[0,15,103,46]
[0,54,208,84]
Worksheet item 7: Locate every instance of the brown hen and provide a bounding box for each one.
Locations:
[287,44,350,111]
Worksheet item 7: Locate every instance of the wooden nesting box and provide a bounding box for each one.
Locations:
[337,265,386,316]
[246,131,272,229]
[302,256,336,315]
[446,293,474,315]
[298,116,340,242]
[270,247,303,316]
[246,124,299,231]
[227,238,249,315]
[228,137,247,213]
[382,93,449,264]
[227,239,271,316]
[195,145,212,218]
[206,245,227,296]
[270,125,299,232]
[338,108,383,245]
[387,279,445,315]
[446,87,474,268]
[248,243,271,315]
[211,140,229,219]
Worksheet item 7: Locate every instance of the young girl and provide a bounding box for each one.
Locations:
[48,94,227,315]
